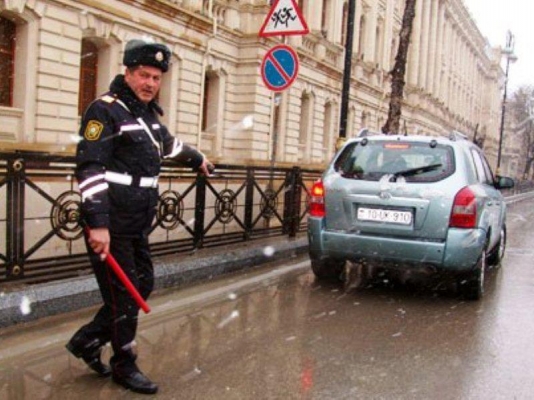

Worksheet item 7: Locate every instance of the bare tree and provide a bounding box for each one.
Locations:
[509,85,534,178]
[381,0,417,134]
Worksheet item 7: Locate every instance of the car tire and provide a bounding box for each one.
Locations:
[459,246,487,301]
[310,257,345,281]
[487,225,506,268]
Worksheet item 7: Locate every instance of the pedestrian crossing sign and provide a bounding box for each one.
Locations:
[259,0,309,38]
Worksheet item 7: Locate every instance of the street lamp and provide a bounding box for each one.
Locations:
[497,30,518,173]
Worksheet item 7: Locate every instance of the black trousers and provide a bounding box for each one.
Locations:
[74,231,154,370]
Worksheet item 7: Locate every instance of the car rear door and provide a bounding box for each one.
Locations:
[325,139,460,242]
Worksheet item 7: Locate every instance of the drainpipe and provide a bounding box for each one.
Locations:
[337,0,356,150]
[197,0,218,149]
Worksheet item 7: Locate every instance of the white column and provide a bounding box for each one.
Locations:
[365,1,378,63]
[353,0,363,55]
[426,0,439,92]
[408,0,423,86]
[419,0,432,90]
[383,0,395,68]
[434,1,445,98]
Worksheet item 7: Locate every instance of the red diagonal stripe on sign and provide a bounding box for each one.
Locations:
[267,52,292,83]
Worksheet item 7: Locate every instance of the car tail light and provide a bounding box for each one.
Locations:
[309,180,325,217]
[450,187,477,228]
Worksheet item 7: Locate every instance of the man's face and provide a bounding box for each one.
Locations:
[124,65,162,104]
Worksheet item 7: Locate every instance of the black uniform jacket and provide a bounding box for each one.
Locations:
[76,74,203,235]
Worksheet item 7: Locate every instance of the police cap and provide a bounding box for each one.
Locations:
[123,39,171,72]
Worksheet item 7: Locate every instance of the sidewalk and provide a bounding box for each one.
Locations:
[0,234,308,329]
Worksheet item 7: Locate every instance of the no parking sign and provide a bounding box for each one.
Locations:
[261,44,299,92]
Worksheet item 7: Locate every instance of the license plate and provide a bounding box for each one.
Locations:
[357,207,412,225]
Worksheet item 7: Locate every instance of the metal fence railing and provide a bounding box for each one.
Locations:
[0,151,323,285]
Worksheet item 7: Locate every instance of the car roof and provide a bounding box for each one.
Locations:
[344,132,479,150]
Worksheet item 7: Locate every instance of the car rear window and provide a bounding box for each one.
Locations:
[333,140,455,182]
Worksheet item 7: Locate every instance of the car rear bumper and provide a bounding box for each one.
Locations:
[307,217,485,272]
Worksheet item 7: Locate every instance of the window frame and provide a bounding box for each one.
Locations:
[0,16,16,107]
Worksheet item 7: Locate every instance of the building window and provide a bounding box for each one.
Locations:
[202,72,220,133]
[202,74,210,131]
[321,0,331,39]
[358,15,366,59]
[201,68,225,156]
[297,0,305,15]
[0,17,16,107]
[323,101,333,157]
[299,93,311,147]
[78,39,98,115]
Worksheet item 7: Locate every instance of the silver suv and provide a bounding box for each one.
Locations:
[307,131,514,300]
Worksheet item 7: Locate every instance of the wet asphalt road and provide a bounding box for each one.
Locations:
[1,199,534,399]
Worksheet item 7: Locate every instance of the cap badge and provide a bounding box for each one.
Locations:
[155,51,164,62]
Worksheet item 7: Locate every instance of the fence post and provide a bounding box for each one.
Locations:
[6,157,25,279]
[193,174,207,249]
[244,168,254,240]
[283,166,301,238]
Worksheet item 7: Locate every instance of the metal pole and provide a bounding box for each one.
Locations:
[497,31,516,172]
[338,0,356,147]
[497,56,510,171]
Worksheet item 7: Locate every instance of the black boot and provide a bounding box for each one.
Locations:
[111,351,158,394]
[112,370,158,394]
[66,331,111,377]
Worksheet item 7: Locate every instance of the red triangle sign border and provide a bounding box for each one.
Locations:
[259,0,310,38]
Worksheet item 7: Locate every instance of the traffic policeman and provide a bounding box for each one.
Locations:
[66,39,213,395]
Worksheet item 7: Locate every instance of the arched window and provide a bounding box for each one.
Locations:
[297,0,305,15]
[201,66,226,156]
[78,39,98,116]
[358,15,366,59]
[299,92,311,146]
[321,0,333,39]
[361,111,367,128]
[202,71,220,133]
[0,16,16,107]
[375,24,383,67]
[323,101,334,157]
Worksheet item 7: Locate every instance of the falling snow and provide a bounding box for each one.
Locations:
[20,296,31,315]
[263,246,275,257]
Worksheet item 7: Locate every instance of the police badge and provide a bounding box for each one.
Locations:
[84,120,104,141]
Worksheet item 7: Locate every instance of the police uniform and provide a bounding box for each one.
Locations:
[66,40,205,395]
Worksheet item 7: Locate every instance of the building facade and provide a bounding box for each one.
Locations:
[0,0,504,169]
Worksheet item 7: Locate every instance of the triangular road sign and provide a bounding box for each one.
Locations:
[259,0,309,37]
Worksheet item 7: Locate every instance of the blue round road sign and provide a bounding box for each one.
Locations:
[261,44,299,92]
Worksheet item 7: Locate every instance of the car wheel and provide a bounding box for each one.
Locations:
[487,225,506,268]
[459,246,487,301]
[310,257,345,281]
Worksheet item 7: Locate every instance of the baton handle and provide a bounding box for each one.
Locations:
[84,227,151,314]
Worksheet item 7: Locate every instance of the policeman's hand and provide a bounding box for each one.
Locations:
[88,227,110,261]
[198,158,215,176]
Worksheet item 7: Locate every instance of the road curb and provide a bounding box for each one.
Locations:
[0,236,309,329]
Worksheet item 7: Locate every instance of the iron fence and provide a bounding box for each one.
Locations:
[0,151,323,285]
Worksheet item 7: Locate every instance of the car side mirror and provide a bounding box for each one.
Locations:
[495,175,515,190]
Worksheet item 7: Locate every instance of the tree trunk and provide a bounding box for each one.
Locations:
[382,0,417,134]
